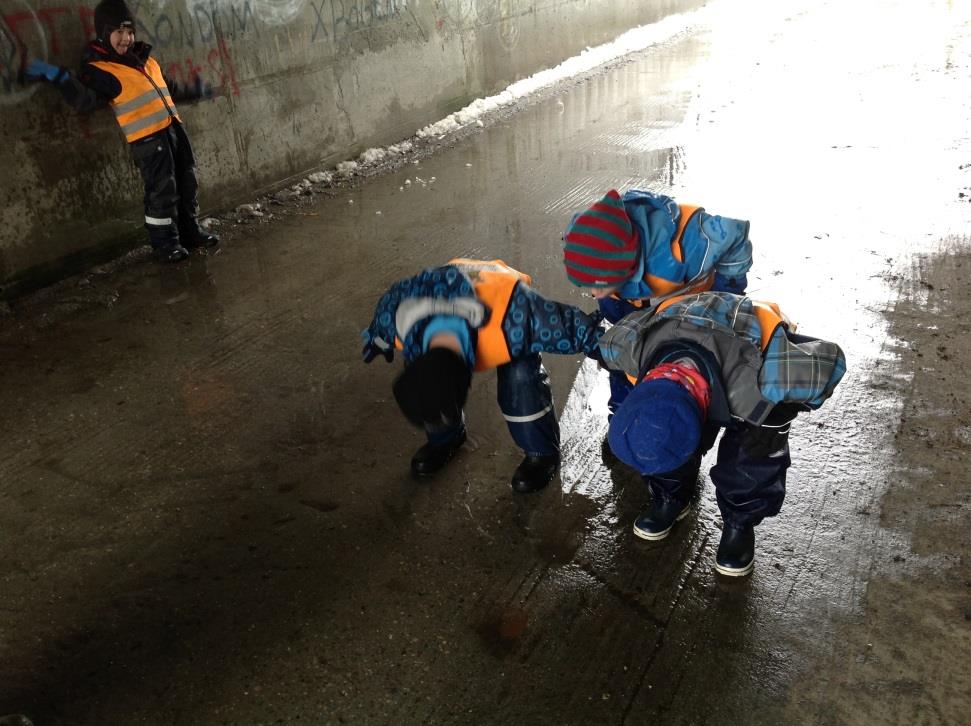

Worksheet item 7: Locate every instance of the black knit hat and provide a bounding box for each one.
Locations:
[393,349,471,429]
[94,0,135,39]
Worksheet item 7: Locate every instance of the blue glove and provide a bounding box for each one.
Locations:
[23,59,66,84]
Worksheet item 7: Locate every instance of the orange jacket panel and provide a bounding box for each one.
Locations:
[89,57,180,143]
[448,259,531,372]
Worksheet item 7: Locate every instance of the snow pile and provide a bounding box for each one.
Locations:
[228,4,706,213]
[416,9,701,139]
[359,148,387,164]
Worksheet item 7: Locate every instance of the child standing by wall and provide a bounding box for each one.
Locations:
[23,0,219,263]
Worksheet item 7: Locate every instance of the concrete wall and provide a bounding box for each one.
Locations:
[0,0,703,297]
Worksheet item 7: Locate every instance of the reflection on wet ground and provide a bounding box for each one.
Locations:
[2,0,971,722]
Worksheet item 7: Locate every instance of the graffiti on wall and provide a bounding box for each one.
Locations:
[1,0,420,101]
[0,0,273,103]
[309,0,407,43]
[436,0,518,50]
[153,0,306,27]
[128,0,257,48]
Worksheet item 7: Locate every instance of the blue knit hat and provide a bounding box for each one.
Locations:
[607,378,702,475]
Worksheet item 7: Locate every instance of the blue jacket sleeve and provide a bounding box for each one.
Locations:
[52,58,121,113]
[362,277,415,352]
[361,266,478,358]
[712,272,748,295]
[503,283,604,358]
[699,213,753,283]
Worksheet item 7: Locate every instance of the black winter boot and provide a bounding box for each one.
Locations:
[632,496,691,541]
[183,230,220,249]
[410,430,467,476]
[155,243,190,263]
[511,454,559,493]
[715,523,755,576]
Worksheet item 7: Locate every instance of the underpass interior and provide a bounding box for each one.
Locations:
[1,0,970,723]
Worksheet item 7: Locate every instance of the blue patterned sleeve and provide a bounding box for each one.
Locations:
[362,276,416,351]
[503,283,604,358]
[361,265,476,350]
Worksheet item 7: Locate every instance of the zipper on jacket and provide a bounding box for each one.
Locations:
[139,67,177,119]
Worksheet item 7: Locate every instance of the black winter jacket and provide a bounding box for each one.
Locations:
[58,39,206,117]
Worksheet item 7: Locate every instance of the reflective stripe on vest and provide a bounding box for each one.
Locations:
[90,57,180,143]
[448,258,532,372]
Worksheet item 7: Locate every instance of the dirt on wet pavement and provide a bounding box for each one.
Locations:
[781,239,971,724]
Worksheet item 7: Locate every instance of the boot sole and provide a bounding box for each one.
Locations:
[411,453,460,476]
[632,505,691,541]
[714,558,755,577]
[410,434,467,476]
[510,467,558,493]
[510,477,554,494]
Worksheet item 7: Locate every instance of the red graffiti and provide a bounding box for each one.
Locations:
[2,6,72,56]
[79,6,95,40]
[2,5,93,74]
[163,40,240,98]
[164,61,185,85]
[210,38,240,97]
[2,10,37,66]
[184,56,204,84]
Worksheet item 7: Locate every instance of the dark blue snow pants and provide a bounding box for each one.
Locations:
[644,419,792,527]
[425,353,558,457]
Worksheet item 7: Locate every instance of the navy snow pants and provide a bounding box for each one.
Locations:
[644,419,791,527]
[130,121,202,251]
[425,353,558,457]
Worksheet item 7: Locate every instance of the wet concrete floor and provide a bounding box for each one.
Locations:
[2,0,970,723]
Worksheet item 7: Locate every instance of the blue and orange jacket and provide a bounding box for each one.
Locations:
[362,259,602,372]
[601,190,753,319]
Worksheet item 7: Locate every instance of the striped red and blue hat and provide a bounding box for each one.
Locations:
[563,189,639,287]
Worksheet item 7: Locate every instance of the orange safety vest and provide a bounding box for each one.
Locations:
[89,56,180,143]
[448,259,532,372]
[619,204,715,307]
[625,295,789,384]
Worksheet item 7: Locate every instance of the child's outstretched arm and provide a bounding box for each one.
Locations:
[22,59,114,113]
[504,283,604,358]
[164,73,215,103]
[703,214,753,294]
